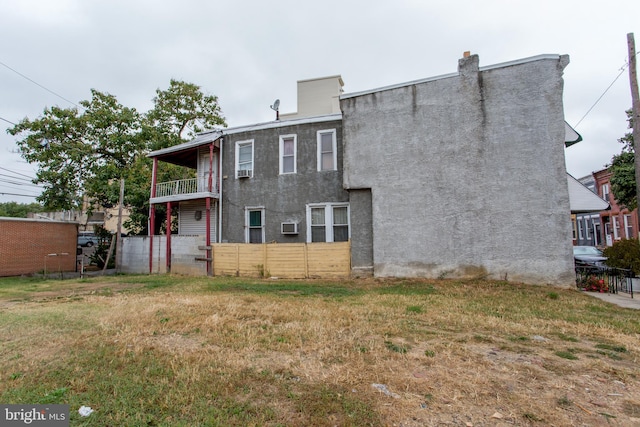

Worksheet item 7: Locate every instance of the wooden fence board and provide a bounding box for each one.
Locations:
[212,242,350,278]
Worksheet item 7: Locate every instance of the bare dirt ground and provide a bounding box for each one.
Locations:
[0,277,145,309]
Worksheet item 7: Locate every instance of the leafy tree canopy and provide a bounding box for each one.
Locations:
[8,81,226,233]
[0,201,44,218]
[609,109,636,211]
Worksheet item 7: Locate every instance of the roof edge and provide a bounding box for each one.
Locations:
[341,54,563,100]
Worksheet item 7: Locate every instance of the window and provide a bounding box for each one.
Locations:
[245,207,264,243]
[624,214,634,239]
[317,129,337,171]
[571,217,577,241]
[584,218,591,240]
[577,219,584,240]
[279,135,297,174]
[236,140,254,178]
[601,183,610,202]
[307,203,349,242]
[613,216,621,240]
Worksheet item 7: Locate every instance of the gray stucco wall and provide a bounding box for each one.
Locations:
[340,54,575,286]
[221,118,349,243]
[348,189,373,275]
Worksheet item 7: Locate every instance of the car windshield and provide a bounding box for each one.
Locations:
[573,246,603,256]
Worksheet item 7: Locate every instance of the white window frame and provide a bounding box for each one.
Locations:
[306,202,350,243]
[245,206,265,243]
[317,129,337,171]
[571,217,577,241]
[584,218,591,240]
[624,214,633,239]
[601,183,610,202]
[613,216,621,240]
[577,219,584,240]
[279,134,297,175]
[235,140,254,178]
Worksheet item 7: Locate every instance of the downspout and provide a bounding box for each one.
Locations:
[149,157,158,274]
[166,202,172,273]
[218,136,224,245]
[206,141,214,275]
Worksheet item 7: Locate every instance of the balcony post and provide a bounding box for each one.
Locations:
[209,142,214,193]
[206,197,212,276]
[166,202,172,273]
[149,158,158,274]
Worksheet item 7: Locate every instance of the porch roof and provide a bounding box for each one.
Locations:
[148,131,223,168]
[567,173,610,213]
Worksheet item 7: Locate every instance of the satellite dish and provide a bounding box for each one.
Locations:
[270,99,280,111]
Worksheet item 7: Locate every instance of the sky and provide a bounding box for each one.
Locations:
[1,0,639,204]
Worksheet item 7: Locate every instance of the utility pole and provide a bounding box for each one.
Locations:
[116,177,124,272]
[628,33,640,238]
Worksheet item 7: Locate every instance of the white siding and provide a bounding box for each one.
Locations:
[198,146,217,192]
[178,200,217,242]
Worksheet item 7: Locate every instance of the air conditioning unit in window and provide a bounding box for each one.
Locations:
[237,169,251,178]
[281,222,298,234]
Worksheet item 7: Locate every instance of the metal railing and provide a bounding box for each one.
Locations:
[575,266,634,298]
[154,178,218,198]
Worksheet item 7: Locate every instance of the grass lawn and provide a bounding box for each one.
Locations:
[1,275,639,426]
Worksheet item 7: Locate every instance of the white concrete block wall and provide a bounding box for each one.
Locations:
[121,235,208,275]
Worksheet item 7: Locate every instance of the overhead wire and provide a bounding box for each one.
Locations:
[0,116,16,125]
[0,60,80,109]
[574,50,639,128]
[0,165,35,180]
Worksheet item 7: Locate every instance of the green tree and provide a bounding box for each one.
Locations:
[609,109,636,211]
[9,90,142,210]
[147,79,226,146]
[0,202,44,218]
[9,80,225,234]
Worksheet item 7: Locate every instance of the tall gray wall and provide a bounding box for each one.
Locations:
[340,54,575,286]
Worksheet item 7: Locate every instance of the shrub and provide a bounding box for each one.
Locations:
[603,238,640,276]
[89,226,116,269]
[577,275,608,293]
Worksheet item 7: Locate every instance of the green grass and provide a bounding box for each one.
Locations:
[2,275,640,425]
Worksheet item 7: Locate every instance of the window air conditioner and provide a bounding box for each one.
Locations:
[281,222,298,234]
[237,169,251,178]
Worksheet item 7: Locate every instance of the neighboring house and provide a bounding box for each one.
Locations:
[28,206,131,234]
[145,52,580,286]
[572,174,607,247]
[593,168,638,246]
[147,76,347,275]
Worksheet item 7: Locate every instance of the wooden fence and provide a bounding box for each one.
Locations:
[212,241,351,278]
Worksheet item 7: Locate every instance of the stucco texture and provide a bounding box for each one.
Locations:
[341,55,575,286]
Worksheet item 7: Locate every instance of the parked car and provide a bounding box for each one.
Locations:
[573,246,607,268]
[78,233,99,247]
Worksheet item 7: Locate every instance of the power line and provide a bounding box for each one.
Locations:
[0,116,16,125]
[0,191,39,198]
[575,51,639,128]
[0,175,40,187]
[0,59,80,109]
[0,166,35,180]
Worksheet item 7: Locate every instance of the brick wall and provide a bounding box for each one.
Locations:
[0,218,78,277]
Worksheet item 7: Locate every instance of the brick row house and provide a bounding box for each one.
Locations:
[144,53,580,286]
[571,169,638,248]
[595,168,637,245]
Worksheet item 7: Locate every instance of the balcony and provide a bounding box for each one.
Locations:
[151,178,219,204]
